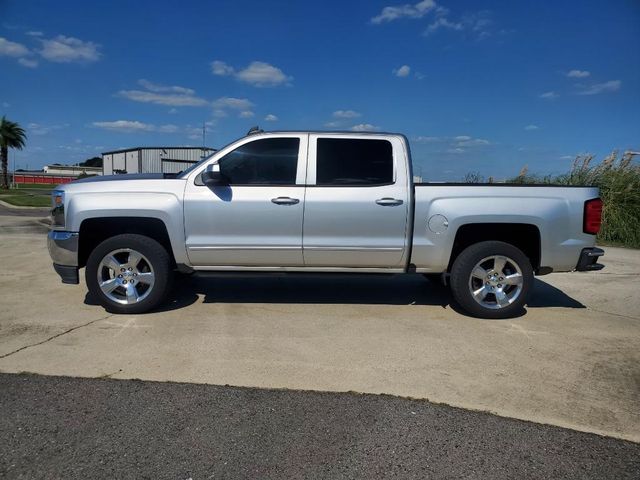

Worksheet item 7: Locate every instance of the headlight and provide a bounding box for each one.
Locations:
[51,190,65,227]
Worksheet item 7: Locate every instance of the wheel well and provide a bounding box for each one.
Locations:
[78,217,175,268]
[448,223,541,271]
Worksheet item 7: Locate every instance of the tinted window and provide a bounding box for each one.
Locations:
[219,138,299,185]
[316,138,393,186]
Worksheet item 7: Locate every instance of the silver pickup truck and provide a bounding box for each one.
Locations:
[47,130,604,318]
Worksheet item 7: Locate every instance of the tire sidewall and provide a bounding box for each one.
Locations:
[86,234,171,314]
[450,241,533,319]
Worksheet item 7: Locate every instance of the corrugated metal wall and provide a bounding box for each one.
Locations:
[103,148,214,175]
[103,154,113,175]
[142,148,212,173]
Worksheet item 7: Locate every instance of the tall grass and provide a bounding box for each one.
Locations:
[507,151,640,248]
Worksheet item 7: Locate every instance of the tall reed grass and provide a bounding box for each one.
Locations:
[508,151,640,248]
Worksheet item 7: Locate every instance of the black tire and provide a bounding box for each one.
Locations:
[86,234,172,314]
[450,241,533,319]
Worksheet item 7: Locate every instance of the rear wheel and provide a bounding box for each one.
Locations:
[450,241,533,319]
[86,234,172,314]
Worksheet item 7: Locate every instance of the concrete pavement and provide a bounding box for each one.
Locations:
[0,227,639,442]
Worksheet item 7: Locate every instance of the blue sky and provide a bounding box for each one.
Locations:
[1,0,639,180]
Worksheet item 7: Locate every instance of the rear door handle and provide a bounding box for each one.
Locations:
[376,198,403,206]
[271,196,300,205]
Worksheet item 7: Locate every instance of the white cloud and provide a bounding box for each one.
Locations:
[0,37,30,57]
[137,79,194,95]
[92,120,182,134]
[264,114,278,121]
[39,35,101,63]
[236,61,291,87]
[18,57,38,68]
[576,80,621,95]
[211,97,255,118]
[424,17,463,35]
[158,124,179,133]
[413,136,444,143]
[567,69,590,78]
[26,31,43,37]
[539,91,559,100]
[413,135,490,147]
[351,123,379,132]
[333,109,361,119]
[211,60,234,76]
[212,97,253,110]
[92,120,155,132]
[117,90,209,107]
[28,122,69,135]
[213,60,292,87]
[371,0,436,24]
[447,147,466,154]
[424,10,493,39]
[394,65,411,77]
[524,124,539,131]
[324,121,342,128]
[455,136,490,146]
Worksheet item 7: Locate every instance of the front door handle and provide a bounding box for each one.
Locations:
[271,196,300,205]
[376,198,403,206]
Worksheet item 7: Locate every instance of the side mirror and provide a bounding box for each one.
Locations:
[201,168,229,187]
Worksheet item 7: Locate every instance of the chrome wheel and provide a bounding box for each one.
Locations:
[468,255,523,310]
[96,248,155,305]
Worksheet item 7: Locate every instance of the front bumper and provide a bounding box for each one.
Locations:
[47,231,80,284]
[575,247,605,271]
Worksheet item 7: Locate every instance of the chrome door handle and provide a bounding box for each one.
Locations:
[271,196,300,205]
[376,198,403,206]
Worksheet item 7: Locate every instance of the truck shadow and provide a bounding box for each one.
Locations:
[138,274,585,317]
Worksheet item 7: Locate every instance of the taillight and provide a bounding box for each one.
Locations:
[584,198,603,234]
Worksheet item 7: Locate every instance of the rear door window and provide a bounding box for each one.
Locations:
[316,138,393,186]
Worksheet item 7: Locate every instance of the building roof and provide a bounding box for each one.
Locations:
[102,146,216,155]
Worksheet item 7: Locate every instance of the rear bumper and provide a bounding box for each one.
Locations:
[48,231,79,284]
[575,247,605,271]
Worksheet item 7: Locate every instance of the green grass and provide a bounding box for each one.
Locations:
[12,183,57,190]
[0,185,52,207]
[0,194,51,207]
[506,151,640,249]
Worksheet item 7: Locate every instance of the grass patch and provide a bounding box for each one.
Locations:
[12,183,57,190]
[0,194,51,207]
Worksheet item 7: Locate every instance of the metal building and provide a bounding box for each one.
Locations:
[102,147,215,175]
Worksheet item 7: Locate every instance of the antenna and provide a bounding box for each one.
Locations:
[247,126,263,136]
[202,121,206,147]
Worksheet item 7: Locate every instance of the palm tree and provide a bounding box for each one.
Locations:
[0,116,27,189]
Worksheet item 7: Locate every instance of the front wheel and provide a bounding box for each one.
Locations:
[450,241,533,319]
[86,234,172,314]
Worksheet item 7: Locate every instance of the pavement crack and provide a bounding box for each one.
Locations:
[0,314,113,360]
[586,307,640,322]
